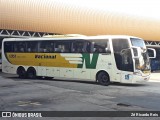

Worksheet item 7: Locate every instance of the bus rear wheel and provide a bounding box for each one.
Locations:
[17,67,26,79]
[97,72,110,86]
[27,67,36,79]
[44,77,53,80]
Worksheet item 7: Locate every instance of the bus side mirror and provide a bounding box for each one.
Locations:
[131,46,141,59]
[147,48,156,58]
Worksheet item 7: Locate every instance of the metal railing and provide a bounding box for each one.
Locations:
[0,29,57,38]
[145,41,160,46]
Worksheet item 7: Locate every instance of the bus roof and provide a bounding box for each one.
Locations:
[3,35,142,41]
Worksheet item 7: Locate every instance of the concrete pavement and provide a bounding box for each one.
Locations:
[150,73,160,80]
[0,72,160,120]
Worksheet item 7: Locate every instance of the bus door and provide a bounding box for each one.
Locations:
[112,49,133,82]
[112,39,133,82]
[119,48,134,83]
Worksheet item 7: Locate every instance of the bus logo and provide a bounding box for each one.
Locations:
[78,53,99,69]
[2,112,11,117]
[61,53,99,69]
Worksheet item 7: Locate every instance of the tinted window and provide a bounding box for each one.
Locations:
[54,41,71,53]
[91,39,109,53]
[39,41,55,53]
[26,41,38,52]
[4,42,14,52]
[4,41,27,53]
[131,38,145,48]
[112,39,129,53]
[112,39,133,72]
[72,40,91,53]
[14,41,26,52]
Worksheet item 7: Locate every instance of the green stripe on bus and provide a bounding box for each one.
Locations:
[78,53,99,69]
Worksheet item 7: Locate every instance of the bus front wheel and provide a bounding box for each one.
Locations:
[27,67,36,79]
[97,72,110,86]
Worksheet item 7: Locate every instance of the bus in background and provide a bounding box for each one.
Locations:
[147,45,160,72]
[2,35,156,85]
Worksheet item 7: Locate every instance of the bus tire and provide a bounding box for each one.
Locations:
[97,71,110,86]
[27,67,36,79]
[17,67,26,79]
[44,77,53,80]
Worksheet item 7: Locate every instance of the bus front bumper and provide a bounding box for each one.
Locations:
[132,74,150,83]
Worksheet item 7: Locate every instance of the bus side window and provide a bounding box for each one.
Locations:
[26,41,38,52]
[19,42,26,52]
[15,42,19,52]
[73,41,85,53]
[4,42,14,52]
[84,42,91,53]
[49,42,55,52]
[13,42,26,52]
[27,48,31,52]
[91,39,109,53]
[54,41,71,53]
[39,41,55,53]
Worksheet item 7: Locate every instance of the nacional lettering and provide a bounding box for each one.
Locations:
[35,54,56,59]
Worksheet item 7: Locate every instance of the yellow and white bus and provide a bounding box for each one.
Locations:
[2,35,156,85]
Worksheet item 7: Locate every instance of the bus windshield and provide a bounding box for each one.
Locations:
[130,38,146,48]
[130,38,151,73]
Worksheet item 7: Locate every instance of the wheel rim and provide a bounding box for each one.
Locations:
[101,75,108,83]
[97,72,110,85]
